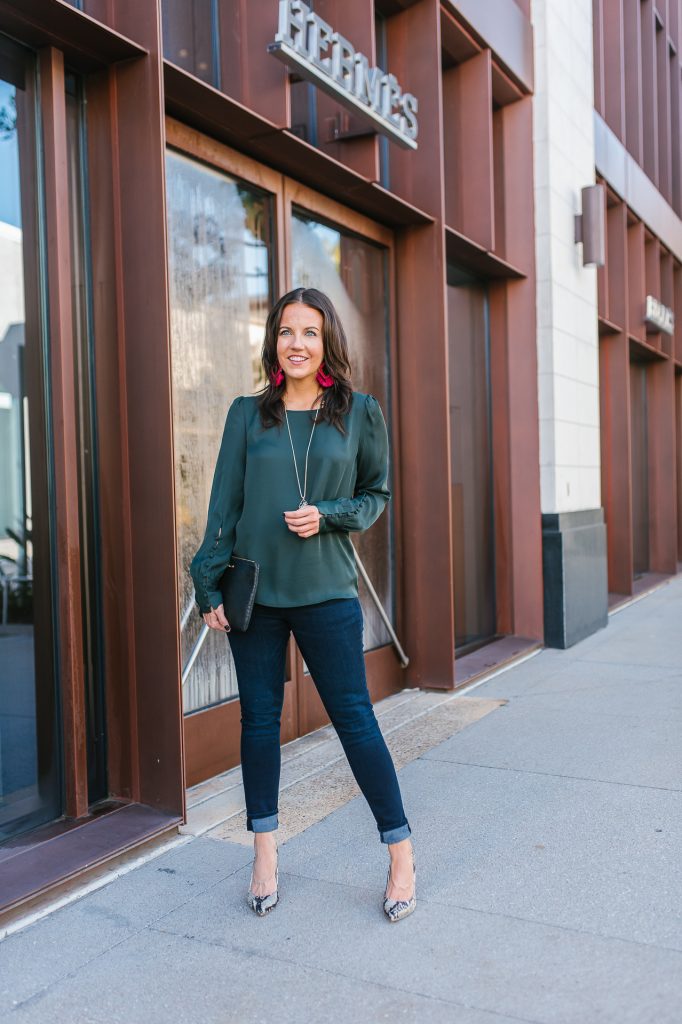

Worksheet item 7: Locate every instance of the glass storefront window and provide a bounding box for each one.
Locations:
[0,36,61,843]
[161,0,220,89]
[291,209,394,651]
[165,149,274,714]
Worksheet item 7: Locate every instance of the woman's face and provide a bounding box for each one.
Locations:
[276,302,325,386]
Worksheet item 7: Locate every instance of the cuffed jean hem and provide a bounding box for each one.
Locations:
[380,822,412,844]
[247,812,278,833]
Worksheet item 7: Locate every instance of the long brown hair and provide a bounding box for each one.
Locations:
[256,287,354,434]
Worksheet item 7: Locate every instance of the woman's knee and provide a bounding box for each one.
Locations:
[328,698,379,742]
[239,701,282,735]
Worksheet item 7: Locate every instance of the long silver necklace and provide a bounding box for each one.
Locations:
[283,392,323,509]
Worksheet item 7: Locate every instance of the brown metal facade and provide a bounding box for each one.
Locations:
[0,0,542,915]
[593,0,682,596]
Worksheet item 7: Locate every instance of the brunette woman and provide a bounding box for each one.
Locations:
[189,287,415,922]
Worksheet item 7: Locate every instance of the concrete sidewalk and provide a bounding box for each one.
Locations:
[2,578,681,1024]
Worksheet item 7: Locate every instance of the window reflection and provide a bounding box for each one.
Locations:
[291,210,394,651]
[0,37,61,843]
[165,149,273,712]
[161,0,220,88]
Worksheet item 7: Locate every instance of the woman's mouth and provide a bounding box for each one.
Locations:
[288,356,308,364]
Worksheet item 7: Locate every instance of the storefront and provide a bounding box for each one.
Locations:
[596,185,681,596]
[593,0,682,601]
[0,0,543,917]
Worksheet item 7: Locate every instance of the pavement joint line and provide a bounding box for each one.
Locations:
[144,922,547,1024]
[418,756,682,793]
[3,840,258,960]
[488,696,682,719]
[574,658,682,671]
[218,866,682,958]
[8,916,158,1015]
[0,833,193,944]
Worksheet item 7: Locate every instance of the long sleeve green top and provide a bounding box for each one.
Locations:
[189,391,391,614]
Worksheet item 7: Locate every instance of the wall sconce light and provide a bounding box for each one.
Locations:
[574,184,605,267]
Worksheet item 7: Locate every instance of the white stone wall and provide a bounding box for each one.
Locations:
[532,0,602,514]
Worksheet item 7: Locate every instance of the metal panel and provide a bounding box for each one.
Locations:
[0,0,147,70]
[442,49,494,250]
[442,0,533,94]
[595,111,682,261]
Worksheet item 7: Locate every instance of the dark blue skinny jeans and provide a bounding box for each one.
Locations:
[227,596,411,844]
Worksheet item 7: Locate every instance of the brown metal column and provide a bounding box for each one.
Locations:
[488,96,543,640]
[647,356,678,572]
[599,333,634,594]
[599,196,634,595]
[388,0,456,689]
[676,372,682,559]
[100,1,185,814]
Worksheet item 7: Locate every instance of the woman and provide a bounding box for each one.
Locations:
[189,287,415,922]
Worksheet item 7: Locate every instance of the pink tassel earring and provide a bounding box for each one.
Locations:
[270,364,285,387]
[316,362,334,388]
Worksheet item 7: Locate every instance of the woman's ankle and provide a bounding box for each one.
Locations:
[388,837,412,859]
[253,830,278,852]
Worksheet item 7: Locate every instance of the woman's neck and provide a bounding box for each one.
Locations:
[283,380,324,410]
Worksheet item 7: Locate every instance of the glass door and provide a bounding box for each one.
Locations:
[165,126,284,785]
[289,210,394,651]
[167,122,400,782]
[0,37,62,843]
[285,180,398,735]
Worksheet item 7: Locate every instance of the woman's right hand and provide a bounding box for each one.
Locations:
[203,603,231,632]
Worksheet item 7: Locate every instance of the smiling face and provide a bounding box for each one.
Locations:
[276,302,325,386]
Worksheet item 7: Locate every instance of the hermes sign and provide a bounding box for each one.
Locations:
[268,0,419,150]
[644,295,674,335]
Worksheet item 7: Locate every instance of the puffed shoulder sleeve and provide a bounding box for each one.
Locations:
[189,395,246,614]
[316,393,391,533]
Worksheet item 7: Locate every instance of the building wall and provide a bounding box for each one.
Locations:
[532,0,609,646]
[592,0,682,596]
[532,0,601,515]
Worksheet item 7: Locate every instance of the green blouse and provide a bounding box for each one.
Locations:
[189,391,391,614]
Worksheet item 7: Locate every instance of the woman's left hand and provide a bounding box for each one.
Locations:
[283,505,322,538]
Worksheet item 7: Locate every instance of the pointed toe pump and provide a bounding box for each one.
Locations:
[246,839,279,917]
[383,846,416,923]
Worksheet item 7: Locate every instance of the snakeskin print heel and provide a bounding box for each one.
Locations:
[246,837,279,917]
[383,845,416,923]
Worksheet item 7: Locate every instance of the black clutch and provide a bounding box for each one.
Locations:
[217,555,259,632]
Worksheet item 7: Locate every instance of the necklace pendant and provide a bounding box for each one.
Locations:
[298,498,309,509]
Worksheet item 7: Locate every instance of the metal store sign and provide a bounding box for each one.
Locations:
[644,295,675,335]
[268,0,419,150]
